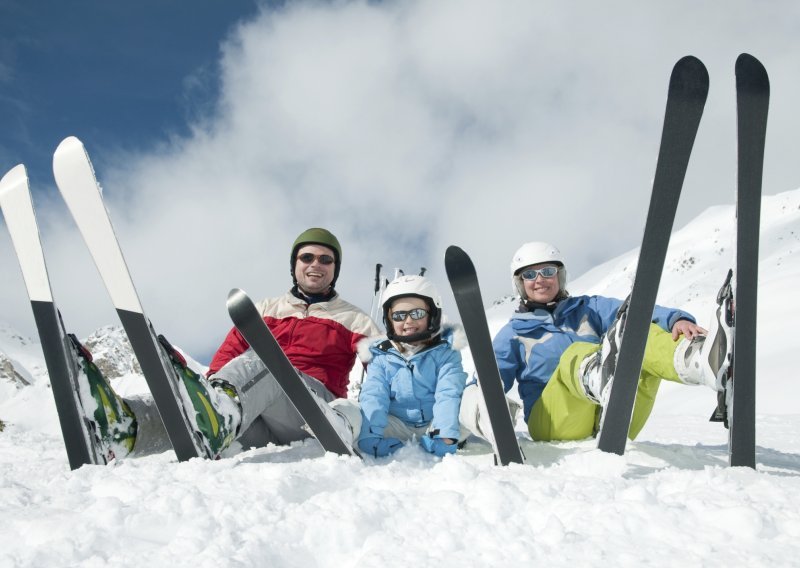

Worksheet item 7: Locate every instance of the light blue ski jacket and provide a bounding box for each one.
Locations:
[493,295,694,421]
[358,325,467,441]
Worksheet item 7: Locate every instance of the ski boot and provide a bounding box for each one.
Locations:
[673,271,734,427]
[674,271,733,392]
[69,334,137,463]
[579,296,628,405]
[158,335,242,459]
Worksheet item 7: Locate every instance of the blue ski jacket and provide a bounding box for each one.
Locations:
[358,325,467,441]
[493,295,694,421]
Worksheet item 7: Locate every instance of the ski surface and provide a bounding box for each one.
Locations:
[0,164,103,468]
[52,136,203,461]
[728,53,769,468]
[444,246,524,466]
[226,288,359,458]
[597,56,709,455]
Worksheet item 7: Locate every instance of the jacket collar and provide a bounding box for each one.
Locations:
[357,323,466,363]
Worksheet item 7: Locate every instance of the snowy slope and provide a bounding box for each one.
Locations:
[1,190,800,566]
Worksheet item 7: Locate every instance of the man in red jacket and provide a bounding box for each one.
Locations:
[83,228,379,461]
[203,227,379,452]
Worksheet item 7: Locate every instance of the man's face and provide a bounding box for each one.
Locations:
[294,244,336,295]
[520,263,560,303]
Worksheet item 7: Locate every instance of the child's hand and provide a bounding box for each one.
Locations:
[358,436,403,458]
[420,436,457,457]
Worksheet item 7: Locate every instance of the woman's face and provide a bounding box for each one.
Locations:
[389,296,430,339]
[520,263,560,303]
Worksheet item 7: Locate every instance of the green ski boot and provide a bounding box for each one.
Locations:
[158,335,241,459]
[70,334,137,462]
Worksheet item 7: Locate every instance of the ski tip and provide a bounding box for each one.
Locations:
[0,164,28,196]
[444,245,466,262]
[444,245,471,273]
[444,245,480,284]
[54,136,85,158]
[226,288,251,309]
[672,55,710,96]
[736,53,770,94]
[53,137,90,183]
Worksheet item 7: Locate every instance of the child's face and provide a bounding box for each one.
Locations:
[389,296,430,340]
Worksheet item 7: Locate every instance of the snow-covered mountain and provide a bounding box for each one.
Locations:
[0,321,46,388]
[1,189,799,566]
[81,325,142,380]
[0,323,206,398]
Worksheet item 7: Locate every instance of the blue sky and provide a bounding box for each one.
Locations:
[0,0,261,188]
[1,1,799,362]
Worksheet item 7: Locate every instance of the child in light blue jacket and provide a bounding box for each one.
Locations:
[336,275,469,458]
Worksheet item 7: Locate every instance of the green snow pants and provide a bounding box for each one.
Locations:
[528,323,682,442]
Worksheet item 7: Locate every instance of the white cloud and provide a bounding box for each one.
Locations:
[2,0,800,361]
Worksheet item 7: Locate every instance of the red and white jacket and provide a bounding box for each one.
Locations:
[208,291,379,398]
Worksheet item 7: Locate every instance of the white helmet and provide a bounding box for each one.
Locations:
[381,275,442,341]
[510,241,568,300]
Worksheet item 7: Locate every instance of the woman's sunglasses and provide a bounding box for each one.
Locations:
[520,266,559,280]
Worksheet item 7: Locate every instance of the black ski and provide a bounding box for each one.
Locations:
[444,246,524,466]
[0,164,105,468]
[597,56,709,455]
[727,53,769,468]
[226,288,359,458]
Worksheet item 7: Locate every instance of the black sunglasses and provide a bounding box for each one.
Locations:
[297,253,335,265]
[390,308,429,322]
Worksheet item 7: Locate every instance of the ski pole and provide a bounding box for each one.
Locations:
[374,263,383,294]
[369,263,382,323]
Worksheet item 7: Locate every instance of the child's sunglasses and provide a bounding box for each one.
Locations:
[390,308,429,322]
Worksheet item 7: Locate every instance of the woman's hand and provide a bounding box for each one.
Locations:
[671,319,707,341]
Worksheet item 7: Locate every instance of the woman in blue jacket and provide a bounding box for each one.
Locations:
[492,241,728,442]
[337,275,470,458]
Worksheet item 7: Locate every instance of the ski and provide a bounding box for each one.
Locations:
[727,53,769,468]
[444,246,524,466]
[0,164,104,468]
[52,136,203,461]
[597,56,709,455]
[226,288,359,457]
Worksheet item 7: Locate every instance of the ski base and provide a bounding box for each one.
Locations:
[445,246,524,466]
[1,164,104,469]
[727,52,769,468]
[226,289,359,458]
[53,136,205,462]
[597,55,709,455]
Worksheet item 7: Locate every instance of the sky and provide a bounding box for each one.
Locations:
[0,0,262,181]
[2,0,800,362]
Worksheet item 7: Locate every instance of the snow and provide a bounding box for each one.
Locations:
[1,189,800,566]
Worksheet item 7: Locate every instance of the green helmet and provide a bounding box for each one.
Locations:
[290,227,342,287]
